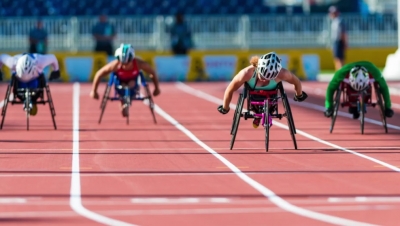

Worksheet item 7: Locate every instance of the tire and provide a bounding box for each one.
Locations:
[359,92,365,134]
[230,93,244,150]
[330,88,341,133]
[98,85,111,124]
[231,93,243,135]
[374,84,388,133]
[264,99,270,152]
[145,85,157,124]
[25,90,30,131]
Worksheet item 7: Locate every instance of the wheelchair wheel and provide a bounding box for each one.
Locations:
[263,99,270,152]
[330,88,341,133]
[123,87,130,125]
[359,92,365,134]
[278,83,297,150]
[98,85,111,124]
[230,93,244,150]
[231,92,243,135]
[145,85,157,124]
[0,82,13,129]
[45,84,57,130]
[374,84,388,133]
[25,90,31,131]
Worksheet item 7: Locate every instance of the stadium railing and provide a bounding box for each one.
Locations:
[0,14,397,52]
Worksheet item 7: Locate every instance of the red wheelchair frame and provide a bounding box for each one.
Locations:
[330,73,387,134]
[230,82,297,152]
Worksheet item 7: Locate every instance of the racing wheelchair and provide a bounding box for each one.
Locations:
[330,77,387,134]
[98,71,157,125]
[1,74,57,130]
[230,81,297,152]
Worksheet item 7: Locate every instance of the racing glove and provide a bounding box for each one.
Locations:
[385,108,394,118]
[218,105,230,114]
[324,108,333,118]
[293,91,308,102]
[49,70,60,81]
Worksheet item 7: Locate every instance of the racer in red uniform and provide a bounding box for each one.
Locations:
[90,43,161,116]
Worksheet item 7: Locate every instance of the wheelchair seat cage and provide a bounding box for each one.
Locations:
[230,82,297,152]
[330,78,387,134]
[1,75,57,130]
[98,71,157,125]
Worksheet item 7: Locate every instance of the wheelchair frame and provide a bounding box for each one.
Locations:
[1,75,57,130]
[98,71,157,125]
[230,81,297,152]
[330,79,387,134]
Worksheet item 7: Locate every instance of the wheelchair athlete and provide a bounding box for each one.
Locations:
[217,52,308,128]
[0,53,60,115]
[90,43,161,117]
[324,61,394,119]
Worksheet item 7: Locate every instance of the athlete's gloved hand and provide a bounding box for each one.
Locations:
[49,70,60,81]
[294,91,308,102]
[0,69,3,81]
[385,108,394,118]
[324,108,333,118]
[218,105,230,114]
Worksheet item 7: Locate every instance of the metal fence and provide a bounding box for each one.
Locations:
[0,14,397,52]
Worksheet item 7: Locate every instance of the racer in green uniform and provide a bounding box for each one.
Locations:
[324,61,394,119]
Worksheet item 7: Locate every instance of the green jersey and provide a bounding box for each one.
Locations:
[325,61,391,110]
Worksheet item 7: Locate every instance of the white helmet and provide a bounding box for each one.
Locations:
[257,52,282,80]
[115,43,135,64]
[15,54,37,81]
[349,66,369,91]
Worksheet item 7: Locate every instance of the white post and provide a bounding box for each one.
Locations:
[302,0,310,15]
[398,0,400,48]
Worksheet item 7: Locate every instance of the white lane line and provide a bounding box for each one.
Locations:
[70,82,136,226]
[0,204,393,218]
[147,102,376,226]
[176,82,400,173]
[291,100,400,131]
[328,197,400,203]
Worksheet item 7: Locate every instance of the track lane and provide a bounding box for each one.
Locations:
[74,83,360,226]
[0,84,95,225]
[176,82,400,226]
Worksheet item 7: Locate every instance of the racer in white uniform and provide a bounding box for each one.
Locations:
[0,53,60,115]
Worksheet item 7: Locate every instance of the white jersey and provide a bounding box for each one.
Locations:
[0,53,59,82]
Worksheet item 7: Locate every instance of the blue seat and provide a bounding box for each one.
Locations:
[108,71,148,101]
[98,70,157,125]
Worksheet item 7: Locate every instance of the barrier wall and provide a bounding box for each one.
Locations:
[1,47,396,82]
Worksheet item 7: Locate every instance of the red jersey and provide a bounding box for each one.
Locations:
[114,59,140,82]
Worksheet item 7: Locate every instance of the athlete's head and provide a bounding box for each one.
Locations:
[349,65,369,91]
[15,54,37,81]
[254,52,282,81]
[115,43,135,64]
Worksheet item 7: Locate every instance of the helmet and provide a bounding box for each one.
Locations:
[115,43,135,64]
[349,65,369,91]
[257,52,282,80]
[15,54,37,81]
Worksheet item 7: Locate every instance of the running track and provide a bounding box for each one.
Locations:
[1,81,400,226]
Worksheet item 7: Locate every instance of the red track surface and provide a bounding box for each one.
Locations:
[1,81,400,226]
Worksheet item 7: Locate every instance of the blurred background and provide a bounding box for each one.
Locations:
[0,0,398,82]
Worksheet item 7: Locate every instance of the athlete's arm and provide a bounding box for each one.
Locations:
[325,66,348,109]
[277,68,302,96]
[367,64,392,109]
[37,54,59,71]
[222,66,253,110]
[137,58,160,96]
[0,54,17,70]
[91,60,119,98]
